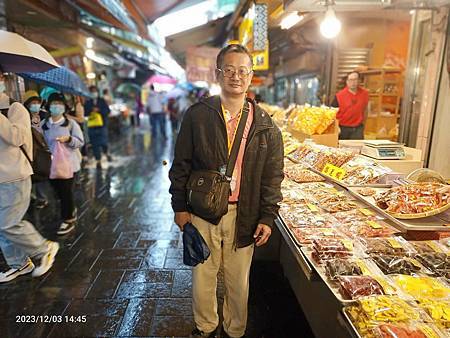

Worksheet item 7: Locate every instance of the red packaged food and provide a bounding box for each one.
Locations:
[338,275,384,300]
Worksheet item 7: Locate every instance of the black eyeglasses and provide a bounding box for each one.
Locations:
[217,66,253,79]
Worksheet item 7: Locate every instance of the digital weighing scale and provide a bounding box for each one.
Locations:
[361,140,406,160]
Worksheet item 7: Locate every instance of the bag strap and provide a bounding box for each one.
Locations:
[225,101,249,178]
[20,145,32,165]
[0,100,33,165]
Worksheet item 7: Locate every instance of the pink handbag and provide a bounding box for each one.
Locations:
[50,142,74,179]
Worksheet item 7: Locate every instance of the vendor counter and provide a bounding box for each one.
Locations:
[338,140,423,175]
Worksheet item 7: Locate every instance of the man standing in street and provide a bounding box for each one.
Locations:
[169,44,284,338]
[332,71,369,140]
[146,84,167,139]
[0,74,59,283]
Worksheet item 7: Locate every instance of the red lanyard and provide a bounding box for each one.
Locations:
[221,105,243,155]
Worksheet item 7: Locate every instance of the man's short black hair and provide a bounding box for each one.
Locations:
[216,44,253,69]
[346,71,360,81]
[89,85,98,91]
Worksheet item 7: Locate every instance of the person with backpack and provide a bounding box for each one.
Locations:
[41,93,84,235]
[0,74,59,283]
[23,90,51,209]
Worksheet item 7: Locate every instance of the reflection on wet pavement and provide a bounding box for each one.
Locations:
[0,129,313,337]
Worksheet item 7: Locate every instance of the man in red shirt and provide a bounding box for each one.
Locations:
[331,71,369,139]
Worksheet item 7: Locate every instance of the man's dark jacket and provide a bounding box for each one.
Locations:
[169,95,284,248]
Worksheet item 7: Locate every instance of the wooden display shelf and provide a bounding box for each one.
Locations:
[361,68,403,140]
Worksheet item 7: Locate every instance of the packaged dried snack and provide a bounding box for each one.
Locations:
[346,296,432,338]
[325,258,363,280]
[415,253,450,274]
[285,213,335,228]
[320,200,359,213]
[291,227,343,245]
[312,238,355,262]
[372,255,424,276]
[374,183,450,215]
[417,299,450,328]
[338,220,399,239]
[284,165,325,183]
[374,323,446,338]
[338,275,385,300]
[289,104,337,135]
[333,208,376,223]
[392,275,450,301]
[363,237,410,256]
[411,241,447,255]
[358,187,377,196]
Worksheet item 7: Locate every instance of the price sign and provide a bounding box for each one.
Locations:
[367,220,382,229]
[360,208,374,216]
[322,163,346,181]
[307,203,319,212]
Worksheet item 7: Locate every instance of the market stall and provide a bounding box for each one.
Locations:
[275,139,450,338]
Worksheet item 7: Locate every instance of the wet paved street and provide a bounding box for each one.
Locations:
[0,126,314,338]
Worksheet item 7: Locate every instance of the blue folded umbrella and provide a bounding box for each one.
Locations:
[18,66,90,97]
[183,222,210,267]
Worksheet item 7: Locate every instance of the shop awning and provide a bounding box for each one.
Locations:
[165,14,231,66]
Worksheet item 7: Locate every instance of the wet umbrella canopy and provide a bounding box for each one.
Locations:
[19,66,90,97]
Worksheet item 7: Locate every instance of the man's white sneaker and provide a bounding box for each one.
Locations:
[32,241,59,277]
[57,221,75,235]
[0,259,35,283]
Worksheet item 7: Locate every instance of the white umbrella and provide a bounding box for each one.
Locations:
[0,30,59,72]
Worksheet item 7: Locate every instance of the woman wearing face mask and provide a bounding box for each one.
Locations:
[41,93,84,235]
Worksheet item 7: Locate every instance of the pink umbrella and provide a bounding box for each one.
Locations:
[146,74,177,85]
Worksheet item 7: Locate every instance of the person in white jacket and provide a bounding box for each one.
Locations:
[0,74,59,283]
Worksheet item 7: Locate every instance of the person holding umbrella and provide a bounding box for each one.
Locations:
[84,85,112,169]
[0,74,59,283]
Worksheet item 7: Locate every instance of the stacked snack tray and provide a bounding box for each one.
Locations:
[362,237,413,257]
[338,219,399,239]
[345,295,433,337]
[391,275,450,301]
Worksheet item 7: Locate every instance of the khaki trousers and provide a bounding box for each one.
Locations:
[191,204,254,337]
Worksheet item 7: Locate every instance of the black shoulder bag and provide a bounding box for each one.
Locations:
[186,102,249,224]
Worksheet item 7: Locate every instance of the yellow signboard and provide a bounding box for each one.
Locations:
[321,163,346,181]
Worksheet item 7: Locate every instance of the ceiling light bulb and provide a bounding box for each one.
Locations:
[320,8,341,39]
[280,12,303,30]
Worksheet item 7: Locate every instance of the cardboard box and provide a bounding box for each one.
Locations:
[288,120,339,147]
